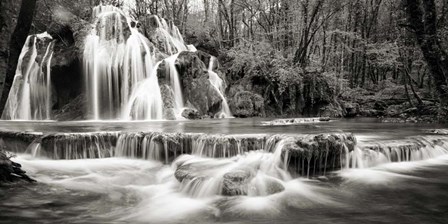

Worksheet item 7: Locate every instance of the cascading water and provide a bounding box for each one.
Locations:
[2,4,220,121]
[208,57,232,118]
[6,3,448,224]
[151,16,188,54]
[84,5,163,120]
[2,32,54,120]
[3,124,448,222]
[83,5,199,120]
[122,62,163,120]
[164,53,185,117]
[349,136,448,168]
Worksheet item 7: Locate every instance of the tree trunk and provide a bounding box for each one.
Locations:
[405,0,448,113]
[0,0,14,99]
[0,0,37,115]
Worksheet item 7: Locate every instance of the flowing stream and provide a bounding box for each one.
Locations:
[1,118,448,223]
[1,3,448,224]
[208,57,232,118]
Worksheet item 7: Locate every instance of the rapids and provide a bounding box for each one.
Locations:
[1,118,448,223]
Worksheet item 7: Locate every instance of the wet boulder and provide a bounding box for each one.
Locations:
[185,75,223,116]
[263,177,284,195]
[319,102,344,118]
[281,133,357,176]
[43,6,91,118]
[53,94,88,121]
[222,170,251,196]
[160,84,176,120]
[230,91,264,118]
[140,15,184,55]
[185,30,220,56]
[182,108,201,120]
[343,102,360,118]
[174,164,197,182]
[140,15,160,37]
[157,51,224,117]
[250,176,285,196]
[174,158,223,183]
[140,15,169,54]
[222,170,285,196]
[0,150,35,183]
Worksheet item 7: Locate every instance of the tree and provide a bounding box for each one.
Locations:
[0,0,38,115]
[405,0,448,114]
[0,0,14,97]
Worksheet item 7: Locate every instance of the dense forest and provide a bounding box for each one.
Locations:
[1,0,448,122]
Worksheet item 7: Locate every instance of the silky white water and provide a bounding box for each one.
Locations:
[208,57,232,118]
[8,149,448,223]
[164,53,185,117]
[84,5,160,120]
[2,4,231,121]
[84,5,192,121]
[2,33,54,120]
[3,120,448,223]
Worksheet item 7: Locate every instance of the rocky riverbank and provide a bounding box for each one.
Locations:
[0,150,35,184]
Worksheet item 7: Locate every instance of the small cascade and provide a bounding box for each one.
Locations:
[114,132,193,163]
[122,62,163,120]
[151,16,188,54]
[192,134,266,158]
[2,33,54,120]
[351,136,448,168]
[266,133,356,178]
[0,130,356,174]
[39,132,119,159]
[174,149,290,198]
[24,138,42,157]
[4,129,448,182]
[207,57,232,118]
[113,133,268,162]
[164,53,185,117]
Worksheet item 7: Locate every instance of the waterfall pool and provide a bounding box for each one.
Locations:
[0,117,445,137]
[1,118,448,224]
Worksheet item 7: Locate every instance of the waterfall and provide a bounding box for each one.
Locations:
[83,5,198,120]
[152,16,188,54]
[84,5,161,120]
[207,57,232,118]
[164,53,185,117]
[1,4,218,121]
[2,33,54,120]
[349,136,448,168]
[122,62,164,120]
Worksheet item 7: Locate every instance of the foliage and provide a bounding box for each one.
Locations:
[226,41,301,93]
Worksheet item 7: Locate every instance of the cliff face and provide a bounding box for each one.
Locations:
[0,0,20,99]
